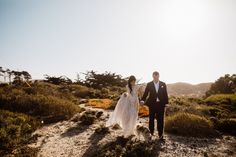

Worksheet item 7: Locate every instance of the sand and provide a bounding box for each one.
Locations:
[28,105,236,157]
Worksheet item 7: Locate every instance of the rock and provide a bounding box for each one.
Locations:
[225,136,231,140]
[96,111,103,118]
[95,125,110,134]
[70,114,80,122]
[182,149,186,154]
[224,149,234,156]
[80,108,86,112]
[79,99,88,104]
[112,124,121,130]
[204,152,208,157]
[191,143,197,147]
[80,113,95,125]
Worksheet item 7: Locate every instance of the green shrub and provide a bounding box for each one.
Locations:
[0,89,79,123]
[165,104,182,116]
[169,96,191,106]
[71,85,90,98]
[182,105,205,117]
[185,105,229,118]
[0,110,40,152]
[33,82,75,101]
[1,82,76,101]
[0,81,84,156]
[214,118,236,135]
[205,94,236,106]
[187,97,205,105]
[165,112,216,137]
[11,146,39,157]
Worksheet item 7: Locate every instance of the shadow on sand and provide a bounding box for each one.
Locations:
[82,131,108,157]
[60,122,90,138]
[82,135,164,157]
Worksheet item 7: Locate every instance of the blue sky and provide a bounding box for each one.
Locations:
[0,0,236,84]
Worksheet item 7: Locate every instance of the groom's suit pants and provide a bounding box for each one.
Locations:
[149,103,165,136]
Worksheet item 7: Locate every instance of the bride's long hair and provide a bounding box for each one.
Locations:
[128,75,136,94]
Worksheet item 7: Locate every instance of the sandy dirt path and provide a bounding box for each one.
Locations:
[28,105,236,157]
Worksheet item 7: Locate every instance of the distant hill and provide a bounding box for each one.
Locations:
[167,82,212,97]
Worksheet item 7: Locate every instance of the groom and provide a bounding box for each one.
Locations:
[141,71,168,140]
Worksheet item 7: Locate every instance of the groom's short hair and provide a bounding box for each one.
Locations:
[153,71,159,76]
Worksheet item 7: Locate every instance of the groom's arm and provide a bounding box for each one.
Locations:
[163,83,169,105]
[141,83,149,102]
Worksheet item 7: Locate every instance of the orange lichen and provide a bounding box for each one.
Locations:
[86,99,113,109]
[139,105,149,117]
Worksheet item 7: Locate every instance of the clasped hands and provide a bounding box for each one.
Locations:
[140,100,145,105]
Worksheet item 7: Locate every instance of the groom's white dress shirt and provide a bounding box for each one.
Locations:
[153,81,160,93]
[154,81,160,102]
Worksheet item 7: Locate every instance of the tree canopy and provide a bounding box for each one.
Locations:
[206,74,236,96]
[44,75,72,85]
[79,71,127,89]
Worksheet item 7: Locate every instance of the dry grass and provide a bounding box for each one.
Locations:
[86,99,114,109]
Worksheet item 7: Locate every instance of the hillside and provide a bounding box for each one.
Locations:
[167,82,212,97]
[1,82,236,157]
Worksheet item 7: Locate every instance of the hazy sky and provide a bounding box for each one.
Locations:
[0,0,236,84]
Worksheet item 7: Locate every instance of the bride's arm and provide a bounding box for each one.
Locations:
[136,84,144,98]
[122,85,129,97]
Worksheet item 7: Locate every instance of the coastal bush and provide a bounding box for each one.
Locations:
[205,94,236,106]
[0,88,79,123]
[0,110,40,154]
[165,112,216,137]
[79,110,96,125]
[169,96,191,106]
[214,118,236,135]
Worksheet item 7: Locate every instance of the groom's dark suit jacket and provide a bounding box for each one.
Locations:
[141,81,169,108]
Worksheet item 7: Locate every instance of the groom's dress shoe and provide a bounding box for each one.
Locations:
[159,136,163,139]
[159,135,165,142]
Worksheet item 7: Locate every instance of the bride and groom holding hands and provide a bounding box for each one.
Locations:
[106,71,169,140]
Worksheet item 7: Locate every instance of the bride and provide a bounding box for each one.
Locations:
[106,75,141,136]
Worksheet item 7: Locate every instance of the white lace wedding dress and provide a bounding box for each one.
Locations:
[106,85,139,136]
